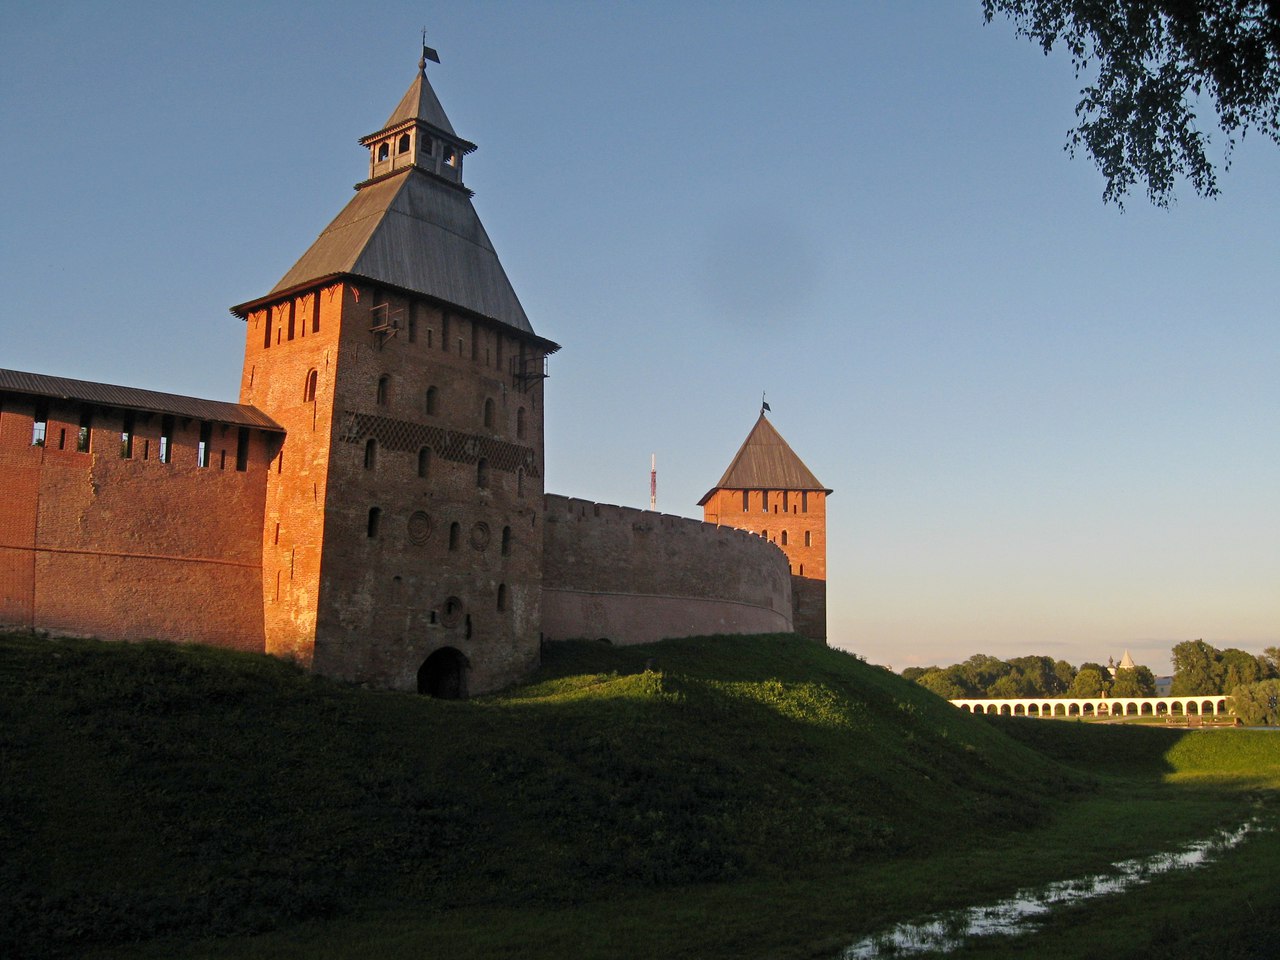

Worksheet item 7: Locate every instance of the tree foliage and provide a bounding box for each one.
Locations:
[1067,667,1107,698]
[1230,679,1280,725]
[1171,639,1269,695]
[1170,639,1221,694]
[983,1,1280,206]
[1111,664,1157,696]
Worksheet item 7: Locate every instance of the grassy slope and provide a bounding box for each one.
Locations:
[3,632,1278,960]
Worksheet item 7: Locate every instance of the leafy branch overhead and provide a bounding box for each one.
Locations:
[983,0,1280,206]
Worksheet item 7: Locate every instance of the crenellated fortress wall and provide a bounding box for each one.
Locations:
[541,494,793,645]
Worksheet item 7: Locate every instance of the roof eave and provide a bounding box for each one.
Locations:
[229,271,560,354]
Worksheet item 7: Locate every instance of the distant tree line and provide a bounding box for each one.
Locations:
[903,642,1280,701]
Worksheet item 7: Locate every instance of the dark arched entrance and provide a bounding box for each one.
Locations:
[418,646,469,699]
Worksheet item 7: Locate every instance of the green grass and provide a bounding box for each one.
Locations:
[2,631,1278,960]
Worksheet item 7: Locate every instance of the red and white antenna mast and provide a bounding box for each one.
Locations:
[649,453,657,511]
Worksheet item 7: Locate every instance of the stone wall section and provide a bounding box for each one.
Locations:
[542,494,793,644]
[0,395,274,649]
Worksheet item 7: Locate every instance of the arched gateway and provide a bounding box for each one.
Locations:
[418,647,470,699]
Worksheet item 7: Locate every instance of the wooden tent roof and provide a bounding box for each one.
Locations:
[232,63,543,344]
[253,170,535,335]
[698,412,829,505]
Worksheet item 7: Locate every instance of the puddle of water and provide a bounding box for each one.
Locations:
[839,819,1260,959]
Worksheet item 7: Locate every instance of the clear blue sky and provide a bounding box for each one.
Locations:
[2,1,1276,674]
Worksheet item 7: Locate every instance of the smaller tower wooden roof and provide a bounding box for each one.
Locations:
[698,412,830,505]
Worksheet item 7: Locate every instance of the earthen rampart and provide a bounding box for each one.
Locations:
[541,494,793,645]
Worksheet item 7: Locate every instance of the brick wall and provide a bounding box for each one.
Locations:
[541,494,793,644]
[703,487,828,640]
[0,394,273,649]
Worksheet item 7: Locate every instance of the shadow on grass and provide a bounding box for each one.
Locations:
[4,633,1276,960]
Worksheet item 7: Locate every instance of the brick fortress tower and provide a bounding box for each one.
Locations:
[232,44,558,696]
[699,410,831,641]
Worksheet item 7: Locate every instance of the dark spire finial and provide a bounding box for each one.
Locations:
[761,391,771,414]
[420,27,440,73]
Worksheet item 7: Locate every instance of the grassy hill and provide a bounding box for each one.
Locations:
[2,631,1277,960]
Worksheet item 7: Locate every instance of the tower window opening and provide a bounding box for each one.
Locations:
[425,386,438,415]
[805,531,812,547]
[516,407,526,439]
[31,402,48,446]
[476,458,490,489]
[742,490,749,512]
[235,428,249,471]
[496,584,507,612]
[782,491,789,512]
[397,133,411,154]
[159,415,174,464]
[445,149,457,167]
[762,529,768,541]
[501,525,511,556]
[801,491,809,513]
[800,564,805,576]
[376,375,389,406]
[408,314,417,343]
[197,422,212,468]
[516,468,525,498]
[449,522,460,551]
[377,142,390,161]
[263,311,273,349]
[120,414,134,459]
[483,398,494,429]
[364,438,377,470]
[76,410,92,452]
[304,369,318,402]
[422,137,433,157]
[286,301,296,341]
[781,530,788,546]
[761,490,769,512]
[418,447,431,478]
[367,506,381,538]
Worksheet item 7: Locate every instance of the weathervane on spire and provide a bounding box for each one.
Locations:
[761,391,771,414]
[419,27,440,72]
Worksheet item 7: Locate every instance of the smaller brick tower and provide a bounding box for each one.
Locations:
[699,411,831,641]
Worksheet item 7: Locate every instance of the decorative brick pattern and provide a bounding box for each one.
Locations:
[336,410,539,476]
